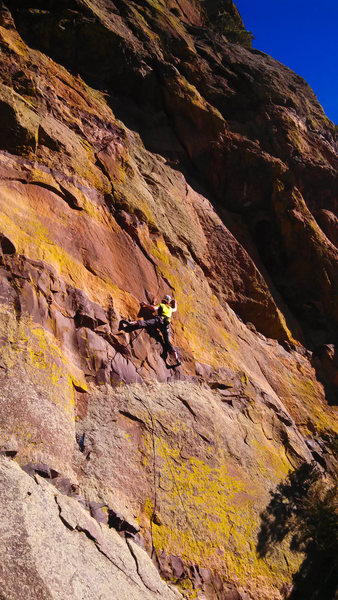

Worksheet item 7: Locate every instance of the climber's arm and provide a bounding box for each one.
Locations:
[140,302,158,312]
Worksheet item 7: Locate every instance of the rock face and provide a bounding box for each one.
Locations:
[0,457,181,600]
[0,1,337,599]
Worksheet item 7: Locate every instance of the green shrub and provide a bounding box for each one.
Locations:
[214,10,254,48]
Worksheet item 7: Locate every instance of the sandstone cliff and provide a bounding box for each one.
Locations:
[0,1,337,599]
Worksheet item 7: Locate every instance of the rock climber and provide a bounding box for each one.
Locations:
[119,295,181,366]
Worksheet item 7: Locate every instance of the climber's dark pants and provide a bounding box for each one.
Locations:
[128,316,174,352]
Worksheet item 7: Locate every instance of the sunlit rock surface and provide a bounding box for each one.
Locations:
[0,1,337,599]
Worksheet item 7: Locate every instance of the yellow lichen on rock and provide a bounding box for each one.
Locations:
[0,305,78,476]
[137,401,303,598]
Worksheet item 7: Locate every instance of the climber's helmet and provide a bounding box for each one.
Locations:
[163,294,171,304]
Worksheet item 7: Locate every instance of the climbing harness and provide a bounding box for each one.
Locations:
[118,316,181,369]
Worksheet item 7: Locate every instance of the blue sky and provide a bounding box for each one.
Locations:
[234,0,338,124]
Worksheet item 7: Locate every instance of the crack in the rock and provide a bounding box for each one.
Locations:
[119,410,146,427]
[144,356,158,374]
[197,431,211,444]
[153,418,170,436]
[126,537,160,595]
[92,535,147,591]
[94,153,112,183]
[177,395,197,418]
[54,496,75,531]
[81,527,142,588]
[54,497,145,590]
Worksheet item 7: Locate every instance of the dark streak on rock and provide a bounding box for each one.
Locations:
[119,410,146,427]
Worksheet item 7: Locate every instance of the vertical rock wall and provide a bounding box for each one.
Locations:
[0,2,337,599]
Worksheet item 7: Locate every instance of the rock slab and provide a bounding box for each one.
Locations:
[0,457,182,600]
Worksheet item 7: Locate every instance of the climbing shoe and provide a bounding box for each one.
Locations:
[166,351,181,368]
[166,359,181,369]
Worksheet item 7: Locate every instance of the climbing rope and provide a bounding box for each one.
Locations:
[135,394,159,559]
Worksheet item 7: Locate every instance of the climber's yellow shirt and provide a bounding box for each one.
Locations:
[156,303,175,321]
